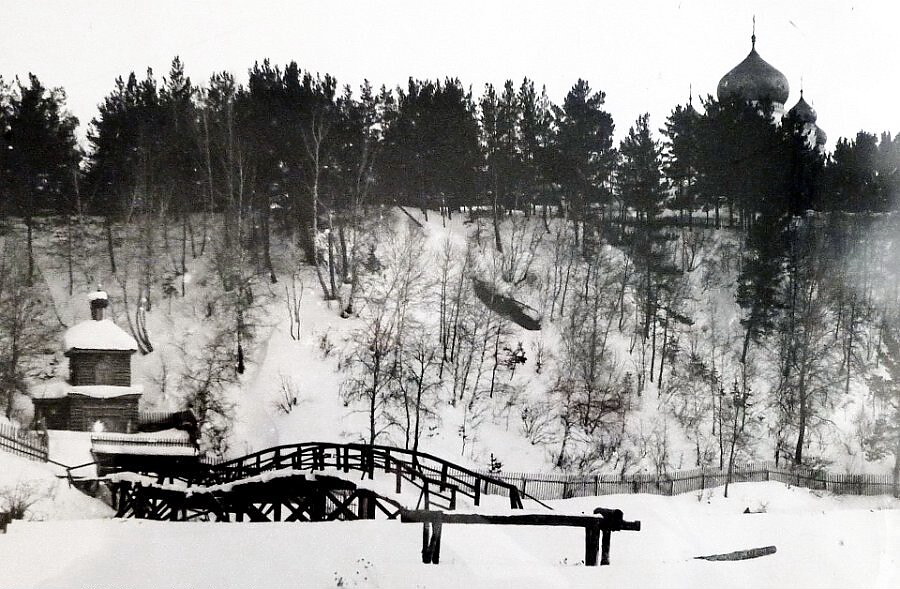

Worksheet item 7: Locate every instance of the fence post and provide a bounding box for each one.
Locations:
[594,475,600,496]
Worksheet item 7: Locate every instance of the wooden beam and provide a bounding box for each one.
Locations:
[400,510,640,530]
[695,546,777,561]
[324,490,358,521]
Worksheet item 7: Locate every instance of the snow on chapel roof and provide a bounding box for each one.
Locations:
[64,319,138,352]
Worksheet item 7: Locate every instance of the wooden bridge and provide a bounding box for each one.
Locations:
[98,442,639,566]
[107,442,533,519]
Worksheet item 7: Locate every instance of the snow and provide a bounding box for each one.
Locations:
[63,319,137,352]
[22,211,897,476]
[91,443,197,457]
[0,481,895,588]
[33,383,143,400]
[0,452,112,521]
[91,429,196,456]
[86,290,108,302]
[47,431,94,465]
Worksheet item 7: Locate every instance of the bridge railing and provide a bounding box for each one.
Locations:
[195,442,526,509]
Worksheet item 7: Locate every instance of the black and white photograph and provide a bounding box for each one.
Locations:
[0,1,898,587]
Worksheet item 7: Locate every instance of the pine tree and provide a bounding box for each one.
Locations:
[661,102,700,223]
[2,74,80,284]
[551,79,615,247]
[618,113,668,222]
[517,78,554,217]
[479,83,503,250]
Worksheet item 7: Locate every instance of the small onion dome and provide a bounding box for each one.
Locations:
[788,92,817,124]
[815,125,827,146]
[717,44,790,105]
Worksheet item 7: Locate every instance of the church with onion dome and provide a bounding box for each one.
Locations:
[716,22,827,153]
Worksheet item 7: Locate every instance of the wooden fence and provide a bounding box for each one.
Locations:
[0,423,49,462]
[475,461,898,501]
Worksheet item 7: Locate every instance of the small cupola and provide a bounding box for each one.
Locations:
[89,288,109,320]
[788,91,817,124]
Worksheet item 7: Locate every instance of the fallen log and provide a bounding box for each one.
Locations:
[471,278,541,330]
[694,546,777,561]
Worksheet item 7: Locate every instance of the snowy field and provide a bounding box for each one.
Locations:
[0,481,896,589]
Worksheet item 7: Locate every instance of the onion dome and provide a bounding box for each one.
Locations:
[815,125,827,146]
[788,91,817,124]
[686,89,700,118]
[717,34,790,105]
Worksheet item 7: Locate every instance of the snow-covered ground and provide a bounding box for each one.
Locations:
[0,452,111,521]
[0,481,895,588]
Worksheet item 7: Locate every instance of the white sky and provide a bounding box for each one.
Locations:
[2,0,898,147]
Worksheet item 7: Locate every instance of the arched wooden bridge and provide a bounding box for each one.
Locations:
[106,442,541,522]
[93,442,640,567]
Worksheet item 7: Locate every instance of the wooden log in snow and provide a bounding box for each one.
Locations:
[694,546,777,561]
[472,278,541,330]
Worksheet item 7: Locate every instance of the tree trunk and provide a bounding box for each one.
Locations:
[794,390,807,464]
[105,214,117,275]
[25,213,34,287]
[327,219,338,298]
[657,308,669,386]
[181,215,188,296]
[262,200,276,283]
[893,434,900,498]
[492,188,503,253]
[66,214,74,296]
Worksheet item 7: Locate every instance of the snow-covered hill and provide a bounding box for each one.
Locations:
[5,209,898,477]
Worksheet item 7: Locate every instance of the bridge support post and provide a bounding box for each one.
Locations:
[585,524,601,566]
[310,485,326,521]
[421,522,431,563]
[357,491,376,520]
[421,520,443,564]
[600,529,611,565]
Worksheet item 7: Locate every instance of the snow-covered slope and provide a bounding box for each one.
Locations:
[11,210,897,477]
[0,452,112,521]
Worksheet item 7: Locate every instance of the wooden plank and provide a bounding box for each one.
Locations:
[695,546,777,561]
[400,510,640,531]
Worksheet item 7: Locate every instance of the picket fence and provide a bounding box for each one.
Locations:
[0,423,49,462]
[474,461,898,501]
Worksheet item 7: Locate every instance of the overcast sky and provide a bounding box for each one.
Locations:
[3,0,898,147]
